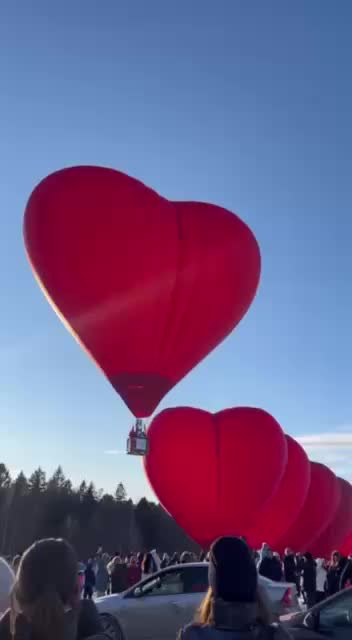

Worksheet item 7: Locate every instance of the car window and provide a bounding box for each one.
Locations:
[139,570,184,597]
[136,566,208,597]
[180,566,208,594]
[320,593,352,628]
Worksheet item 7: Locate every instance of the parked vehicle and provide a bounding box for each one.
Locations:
[96,562,298,640]
[282,587,352,640]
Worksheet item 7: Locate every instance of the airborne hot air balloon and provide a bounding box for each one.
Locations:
[24,166,261,438]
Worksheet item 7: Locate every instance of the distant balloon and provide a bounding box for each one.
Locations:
[24,166,261,418]
[247,434,310,548]
[311,478,352,558]
[144,406,287,548]
[277,462,341,553]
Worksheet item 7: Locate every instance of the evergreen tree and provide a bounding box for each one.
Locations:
[28,467,47,493]
[115,482,127,502]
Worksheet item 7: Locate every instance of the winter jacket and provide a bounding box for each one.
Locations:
[110,563,128,594]
[258,558,282,582]
[85,566,96,588]
[302,560,316,594]
[326,559,346,596]
[283,555,296,584]
[178,601,292,640]
[315,559,327,593]
[94,558,109,594]
[0,599,110,640]
[127,564,141,587]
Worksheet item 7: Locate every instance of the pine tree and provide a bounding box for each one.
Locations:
[0,464,11,489]
[14,471,29,496]
[28,467,47,493]
[115,482,127,502]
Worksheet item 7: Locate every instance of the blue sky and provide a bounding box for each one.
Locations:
[1,1,351,500]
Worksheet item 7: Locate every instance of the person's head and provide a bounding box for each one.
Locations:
[170,552,179,564]
[303,552,314,563]
[285,548,293,557]
[11,539,79,640]
[197,537,263,626]
[331,551,340,566]
[180,551,192,564]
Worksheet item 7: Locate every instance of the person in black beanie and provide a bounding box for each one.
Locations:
[178,536,291,640]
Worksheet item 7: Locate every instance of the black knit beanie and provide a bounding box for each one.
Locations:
[208,536,257,603]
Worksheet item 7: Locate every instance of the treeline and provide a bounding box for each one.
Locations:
[0,464,198,559]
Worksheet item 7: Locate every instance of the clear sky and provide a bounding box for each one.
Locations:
[1,1,352,500]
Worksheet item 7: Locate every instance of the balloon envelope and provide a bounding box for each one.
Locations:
[277,462,341,553]
[24,167,261,417]
[144,406,287,548]
[310,478,352,558]
[340,531,352,557]
[246,434,310,548]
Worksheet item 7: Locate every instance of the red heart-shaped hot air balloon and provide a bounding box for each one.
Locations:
[24,167,261,417]
[144,406,287,548]
[246,434,311,548]
[340,530,352,557]
[277,462,341,553]
[310,478,352,559]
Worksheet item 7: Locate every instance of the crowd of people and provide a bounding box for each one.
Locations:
[22,540,352,610]
[80,549,200,598]
[255,544,352,608]
[0,536,350,640]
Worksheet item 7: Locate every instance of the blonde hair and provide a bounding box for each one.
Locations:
[195,585,273,627]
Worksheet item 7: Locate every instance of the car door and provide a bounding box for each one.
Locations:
[173,565,209,628]
[117,568,187,640]
[314,590,352,640]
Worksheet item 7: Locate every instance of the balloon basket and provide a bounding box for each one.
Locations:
[126,419,149,456]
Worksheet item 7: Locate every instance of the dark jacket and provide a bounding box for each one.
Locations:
[0,599,105,640]
[110,563,128,594]
[258,558,282,582]
[178,601,291,640]
[283,555,296,584]
[302,560,316,594]
[327,559,347,596]
[85,566,96,588]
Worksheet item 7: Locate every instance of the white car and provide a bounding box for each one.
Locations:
[96,562,298,640]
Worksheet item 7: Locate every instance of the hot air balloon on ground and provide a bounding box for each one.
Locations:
[310,478,352,559]
[276,462,341,554]
[144,406,287,548]
[246,434,310,549]
[24,166,261,450]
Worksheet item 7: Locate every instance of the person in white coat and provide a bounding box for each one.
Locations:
[316,558,327,603]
